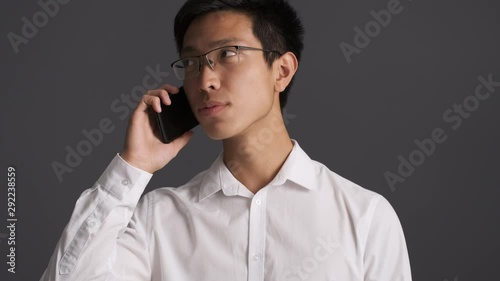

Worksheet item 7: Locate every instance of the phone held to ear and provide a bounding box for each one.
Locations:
[154,87,199,144]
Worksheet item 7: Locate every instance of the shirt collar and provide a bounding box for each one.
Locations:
[198,139,317,202]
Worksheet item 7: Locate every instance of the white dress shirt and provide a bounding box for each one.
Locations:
[40,139,412,281]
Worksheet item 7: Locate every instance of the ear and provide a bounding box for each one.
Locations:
[274,52,299,93]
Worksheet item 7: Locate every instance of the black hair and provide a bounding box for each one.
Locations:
[174,0,305,110]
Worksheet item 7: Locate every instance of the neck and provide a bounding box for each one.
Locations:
[222,110,294,194]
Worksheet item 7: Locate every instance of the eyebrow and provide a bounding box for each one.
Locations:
[181,38,242,55]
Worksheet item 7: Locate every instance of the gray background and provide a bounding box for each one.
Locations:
[1,0,499,280]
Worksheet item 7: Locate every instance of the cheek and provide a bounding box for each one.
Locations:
[228,63,275,107]
[228,80,273,117]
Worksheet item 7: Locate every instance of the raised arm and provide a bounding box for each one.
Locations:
[40,84,195,281]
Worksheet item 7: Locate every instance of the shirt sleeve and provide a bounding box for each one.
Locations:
[363,195,413,281]
[40,154,154,281]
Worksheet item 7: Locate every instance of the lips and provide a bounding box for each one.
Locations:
[199,100,228,110]
[199,100,228,116]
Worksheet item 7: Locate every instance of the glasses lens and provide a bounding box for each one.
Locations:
[173,58,198,80]
[213,47,239,66]
[172,47,241,80]
[172,62,186,80]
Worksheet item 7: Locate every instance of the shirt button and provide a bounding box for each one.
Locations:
[87,219,95,228]
[255,199,262,205]
[121,179,129,186]
[252,254,261,261]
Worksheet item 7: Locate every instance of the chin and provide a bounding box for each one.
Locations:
[200,123,236,140]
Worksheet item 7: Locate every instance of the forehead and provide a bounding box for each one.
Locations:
[182,11,259,54]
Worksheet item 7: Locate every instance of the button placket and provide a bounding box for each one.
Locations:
[247,190,268,281]
[86,214,96,232]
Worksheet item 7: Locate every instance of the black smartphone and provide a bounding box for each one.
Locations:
[154,87,199,144]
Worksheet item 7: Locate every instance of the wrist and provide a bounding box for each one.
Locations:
[119,152,155,174]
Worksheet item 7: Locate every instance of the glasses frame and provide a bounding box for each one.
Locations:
[170,45,282,80]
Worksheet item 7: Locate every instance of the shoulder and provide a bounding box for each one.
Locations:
[313,159,381,201]
[306,158,390,221]
[310,159,402,234]
[141,169,207,207]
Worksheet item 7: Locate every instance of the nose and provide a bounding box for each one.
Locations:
[197,56,220,92]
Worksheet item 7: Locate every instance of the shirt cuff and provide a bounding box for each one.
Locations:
[96,153,153,204]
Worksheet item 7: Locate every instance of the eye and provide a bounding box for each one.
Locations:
[183,59,196,67]
[219,48,238,59]
[177,58,197,70]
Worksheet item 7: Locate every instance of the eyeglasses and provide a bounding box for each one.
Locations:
[170,45,282,80]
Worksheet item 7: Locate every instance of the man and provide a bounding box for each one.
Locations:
[41,0,412,280]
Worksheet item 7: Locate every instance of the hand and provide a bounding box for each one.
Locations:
[119,84,195,173]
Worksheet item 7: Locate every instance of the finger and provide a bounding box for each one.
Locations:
[147,107,162,136]
[140,94,162,113]
[138,86,178,113]
[144,89,171,107]
[158,89,171,106]
[159,84,179,94]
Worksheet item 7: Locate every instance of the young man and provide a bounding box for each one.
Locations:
[41,0,412,280]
